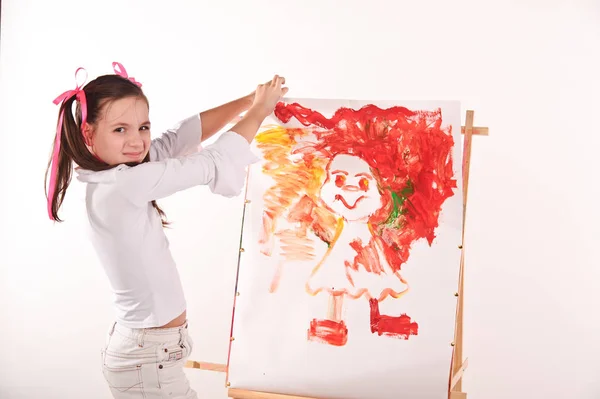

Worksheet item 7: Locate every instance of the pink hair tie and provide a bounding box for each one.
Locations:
[112,62,142,87]
[47,67,88,220]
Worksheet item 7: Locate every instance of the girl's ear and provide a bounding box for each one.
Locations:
[82,122,93,147]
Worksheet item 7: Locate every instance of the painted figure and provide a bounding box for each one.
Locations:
[255,102,457,346]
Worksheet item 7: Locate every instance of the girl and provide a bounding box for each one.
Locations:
[45,62,288,398]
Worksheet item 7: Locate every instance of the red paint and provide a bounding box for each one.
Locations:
[348,237,385,274]
[308,319,348,346]
[275,102,414,130]
[274,102,456,274]
[334,194,365,210]
[369,298,418,339]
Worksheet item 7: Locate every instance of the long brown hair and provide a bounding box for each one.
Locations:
[45,74,169,226]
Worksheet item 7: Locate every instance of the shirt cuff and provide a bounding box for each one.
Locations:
[207,130,260,197]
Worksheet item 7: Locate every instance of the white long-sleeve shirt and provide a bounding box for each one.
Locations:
[76,114,258,328]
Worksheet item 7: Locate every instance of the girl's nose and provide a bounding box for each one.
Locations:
[127,135,144,148]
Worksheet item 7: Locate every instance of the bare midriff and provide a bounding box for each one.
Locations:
[158,310,187,328]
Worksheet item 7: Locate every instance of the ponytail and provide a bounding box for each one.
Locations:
[45,96,80,222]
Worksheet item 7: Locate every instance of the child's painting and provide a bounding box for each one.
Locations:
[227,99,463,399]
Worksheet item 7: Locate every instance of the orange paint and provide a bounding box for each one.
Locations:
[255,127,330,261]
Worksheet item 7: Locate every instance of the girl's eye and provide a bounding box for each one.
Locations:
[335,174,346,187]
[140,126,150,131]
[114,127,125,133]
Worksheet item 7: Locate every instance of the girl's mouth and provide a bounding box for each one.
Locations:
[335,194,365,209]
[124,151,143,158]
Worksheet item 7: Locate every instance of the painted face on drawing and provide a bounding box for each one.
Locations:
[87,96,151,165]
[320,154,382,222]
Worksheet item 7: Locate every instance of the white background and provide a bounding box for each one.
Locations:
[0,1,598,399]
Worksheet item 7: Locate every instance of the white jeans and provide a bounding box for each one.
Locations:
[100,320,198,398]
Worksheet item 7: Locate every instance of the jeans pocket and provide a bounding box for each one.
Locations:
[102,363,143,394]
[102,363,160,397]
[101,332,161,397]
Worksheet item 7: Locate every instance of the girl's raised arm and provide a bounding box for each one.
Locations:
[150,94,254,162]
[149,114,204,162]
[116,75,287,205]
[117,130,258,205]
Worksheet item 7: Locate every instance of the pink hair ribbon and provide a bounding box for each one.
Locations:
[112,62,142,87]
[47,67,88,220]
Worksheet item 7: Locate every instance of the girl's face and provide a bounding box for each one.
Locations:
[86,96,151,165]
[320,154,382,222]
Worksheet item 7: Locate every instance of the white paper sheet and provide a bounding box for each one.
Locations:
[227,99,463,399]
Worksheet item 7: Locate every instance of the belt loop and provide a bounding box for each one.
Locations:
[138,329,145,348]
[178,328,184,347]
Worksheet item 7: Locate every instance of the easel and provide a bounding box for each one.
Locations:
[185,109,489,399]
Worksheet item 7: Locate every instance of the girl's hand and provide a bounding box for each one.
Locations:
[230,75,288,143]
[250,75,288,119]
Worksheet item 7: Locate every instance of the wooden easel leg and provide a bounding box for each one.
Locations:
[449,110,477,399]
